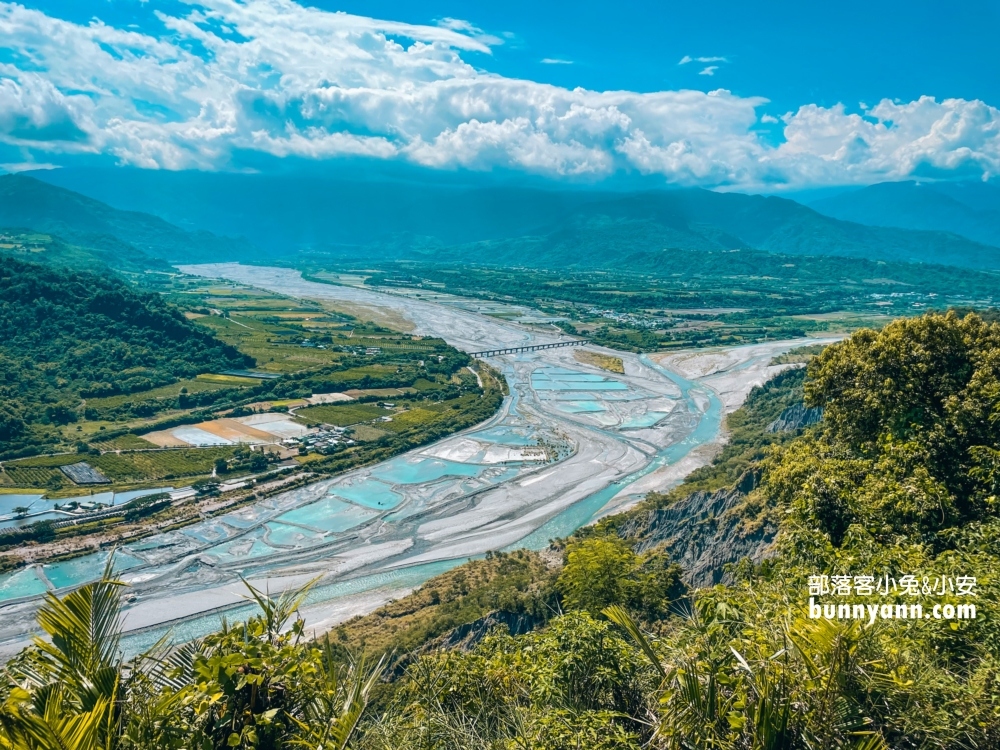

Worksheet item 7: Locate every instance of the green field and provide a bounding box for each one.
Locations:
[378,407,444,433]
[4,447,238,485]
[85,378,236,409]
[88,434,157,451]
[295,403,389,426]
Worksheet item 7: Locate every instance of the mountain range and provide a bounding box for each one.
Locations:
[808,180,1000,248]
[2,169,999,273]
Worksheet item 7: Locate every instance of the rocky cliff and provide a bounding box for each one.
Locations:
[766,403,823,433]
[617,471,776,588]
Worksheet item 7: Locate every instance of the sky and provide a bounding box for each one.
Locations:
[1,0,998,189]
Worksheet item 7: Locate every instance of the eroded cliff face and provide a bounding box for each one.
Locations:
[767,403,823,433]
[617,472,777,588]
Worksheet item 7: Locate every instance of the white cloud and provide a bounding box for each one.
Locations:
[541,58,573,65]
[680,55,728,65]
[699,66,718,76]
[0,1,997,187]
[760,114,779,124]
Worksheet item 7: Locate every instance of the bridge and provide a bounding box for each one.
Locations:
[470,339,588,358]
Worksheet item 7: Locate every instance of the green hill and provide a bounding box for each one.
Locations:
[0,174,258,264]
[0,256,252,458]
[0,229,169,274]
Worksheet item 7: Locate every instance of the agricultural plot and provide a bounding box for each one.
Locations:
[6,447,237,484]
[2,467,65,488]
[89,435,158,451]
[378,408,443,433]
[295,403,389,426]
[85,378,236,409]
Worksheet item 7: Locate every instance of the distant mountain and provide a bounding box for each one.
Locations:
[0,175,261,264]
[23,168,1000,271]
[809,180,1000,248]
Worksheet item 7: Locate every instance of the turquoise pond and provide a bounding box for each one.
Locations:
[0,568,47,600]
[331,479,402,509]
[42,551,145,591]
[620,412,669,428]
[531,366,627,392]
[556,401,607,413]
[274,497,378,533]
[372,457,483,485]
[264,522,325,547]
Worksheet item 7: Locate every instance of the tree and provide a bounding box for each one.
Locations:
[557,537,687,619]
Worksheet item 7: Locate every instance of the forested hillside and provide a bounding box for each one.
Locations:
[0,175,256,263]
[4,312,1000,748]
[0,257,251,458]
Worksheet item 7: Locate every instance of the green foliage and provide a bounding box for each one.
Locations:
[792,311,1000,540]
[0,256,251,458]
[361,613,646,750]
[0,567,383,750]
[557,537,686,621]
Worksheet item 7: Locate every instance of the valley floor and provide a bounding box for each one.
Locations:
[0,265,830,659]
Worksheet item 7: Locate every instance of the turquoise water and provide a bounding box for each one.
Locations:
[620,412,669,429]
[119,559,465,658]
[531,366,627,392]
[275,497,378,533]
[264,521,325,547]
[0,567,47,600]
[42,551,145,591]
[470,427,535,445]
[331,479,402,509]
[374,457,483,485]
[556,401,607,414]
[508,355,723,551]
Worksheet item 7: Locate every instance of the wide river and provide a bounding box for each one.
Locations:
[0,265,812,658]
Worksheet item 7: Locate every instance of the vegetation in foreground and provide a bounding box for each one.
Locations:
[4,311,1000,749]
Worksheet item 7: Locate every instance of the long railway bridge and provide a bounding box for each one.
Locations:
[469,339,588,358]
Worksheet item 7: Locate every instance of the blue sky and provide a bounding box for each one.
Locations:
[1,0,998,188]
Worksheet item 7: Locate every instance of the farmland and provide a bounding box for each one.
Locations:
[3,447,238,488]
[295,403,389,426]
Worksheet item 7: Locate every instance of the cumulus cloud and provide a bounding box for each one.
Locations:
[699,66,718,76]
[0,0,997,187]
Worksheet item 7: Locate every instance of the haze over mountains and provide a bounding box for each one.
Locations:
[809,181,1000,248]
[2,169,999,273]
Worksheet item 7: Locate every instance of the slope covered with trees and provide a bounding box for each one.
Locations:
[0,257,251,458]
